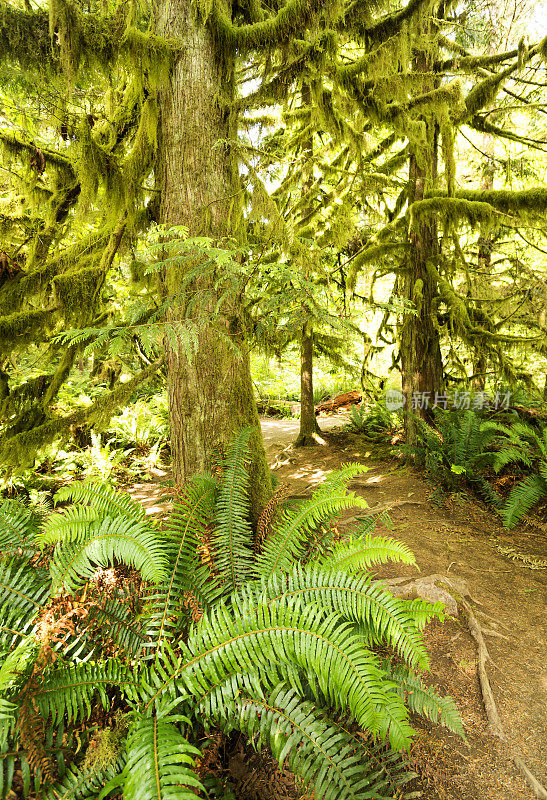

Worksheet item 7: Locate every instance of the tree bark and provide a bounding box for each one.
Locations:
[156,0,272,519]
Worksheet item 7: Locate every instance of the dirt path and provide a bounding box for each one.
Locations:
[128,417,547,800]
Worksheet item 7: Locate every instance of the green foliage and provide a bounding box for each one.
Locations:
[404,409,506,507]
[0,430,463,799]
[344,402,401,441]
[494,422,547,528]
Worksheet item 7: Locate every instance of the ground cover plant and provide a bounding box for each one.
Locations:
[0,429,464,800]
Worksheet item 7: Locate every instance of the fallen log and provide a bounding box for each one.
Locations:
[315,390,362,415]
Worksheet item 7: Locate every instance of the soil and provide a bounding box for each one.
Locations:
[128,415,547,800]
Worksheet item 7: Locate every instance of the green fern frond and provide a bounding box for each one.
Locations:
[389,664,466,738]
[122,715,203,800]
[235,566,431,670]
[149,600,411,749]
[0,499,40,558]
[322,531,416,572]
[0,560,51,632]
[207,680,411,800]
[38,506,101,545]
[501,474,547,529]
[147,475,220,654]
[54,482,147,522]
[34,660,140,725]
[213,427,255,591]
[256,465,369,579]
[41,756,126,800]
[494,445,534,473]
[49,516,167,593]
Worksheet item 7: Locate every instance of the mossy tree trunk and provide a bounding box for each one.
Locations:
[156,0,272,519]
[400,49,444,444]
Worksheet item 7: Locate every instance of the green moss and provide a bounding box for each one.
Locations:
[122,96,159,204]
[77,118,126,221]
[52,265,105,321]
[0,309,53,357]
[0,3,55,71]
[121,27,173,92]
[409,197,498,230]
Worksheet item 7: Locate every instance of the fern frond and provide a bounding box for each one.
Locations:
[0,499,40,558]
[0,560,50,631]
[256,466,369,579]
[322,532,416,572]
[206,680,412,800]
[38,506,101,545]
[212,427,254,591]
[122,715,203,800]
[42,756,126,800]
[49,515,168,593]
[501,474,547,529]
[148,600,412,749]
[493,445,533,473]
[85,598,148,658]
[34,660,140,724]
[235,566,432,670]
[147,475,220,655]
[389,664,465,738]
[54,482,146,521]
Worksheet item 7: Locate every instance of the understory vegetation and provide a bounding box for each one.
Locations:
[0,430,464,800]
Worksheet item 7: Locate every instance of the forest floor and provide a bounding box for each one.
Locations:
[128,415,547,800]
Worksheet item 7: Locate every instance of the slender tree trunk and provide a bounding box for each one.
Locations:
[295,322,321,447]
[295,81,322,447]
[400,50,444,444]
[156,0,272,519]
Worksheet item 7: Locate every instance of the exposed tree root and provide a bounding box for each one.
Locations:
[382,574,547,799]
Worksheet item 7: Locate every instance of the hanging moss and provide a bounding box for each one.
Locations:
[540,37,547,64]
[52,265,105,322]
[76,118,126,221]
[121,27,174,92]
[0,309,54,357]
[0,374,52,421]
[428,187,547,218]
[122,96,159,206]
[0,2,55,71]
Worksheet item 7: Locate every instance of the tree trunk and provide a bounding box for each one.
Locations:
[295,322,321,447]
[156,0,272,519]
[294,82,322,448]
[399,51,444,445]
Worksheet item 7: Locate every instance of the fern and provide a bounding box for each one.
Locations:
[256,465,369,579]
[122,715,203,800]
[212,427,255,592]
[0,499,40,558]
[205,680,414,800]
[49,515,168,593]
[34,659,140,724]
[151,599,414,750]
[323,530,416,571]
[236,566,438,670]
[493,422,547,527]
[54,481,147,521]
[389,664,466,738]
[501,474,547,529]
[146,475,220,654]
[0,560,51,632]
[0,434,465,798]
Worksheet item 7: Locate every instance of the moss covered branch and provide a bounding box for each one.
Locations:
[0,360,163,470]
